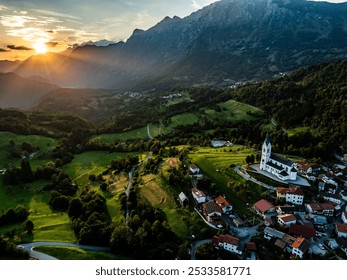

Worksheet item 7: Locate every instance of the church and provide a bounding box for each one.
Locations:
[260,133,297,181]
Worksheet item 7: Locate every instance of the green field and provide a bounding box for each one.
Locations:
[188,146,264,214]
[204,100,264,122]
[64,150,140,185]
[0,131,59,169]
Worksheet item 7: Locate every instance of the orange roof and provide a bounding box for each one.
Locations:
[292,237,310,253]
[336,223,347,233]
[215,196,232,208]
[253,199,274,213]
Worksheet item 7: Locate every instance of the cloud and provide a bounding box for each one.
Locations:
[0,5,8,11]
[0,15,36,28]
[46,41,59,48]
[0,48,9,52]
[7,44,33,51]
[32,9,82,20]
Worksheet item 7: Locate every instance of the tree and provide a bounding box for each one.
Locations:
[20,159,33,183]
[23,220,34,234]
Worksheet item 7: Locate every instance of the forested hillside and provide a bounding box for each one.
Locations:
[227,60,347,157]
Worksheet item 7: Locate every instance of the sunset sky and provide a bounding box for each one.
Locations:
[0,0,346,61]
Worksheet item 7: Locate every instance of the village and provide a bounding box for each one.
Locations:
[179,135,347,260]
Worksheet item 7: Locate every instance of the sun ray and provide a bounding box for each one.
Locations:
[33,41,47,54]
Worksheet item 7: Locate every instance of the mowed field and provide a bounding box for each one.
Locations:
[64,150,140,186]
[89,99,264,143]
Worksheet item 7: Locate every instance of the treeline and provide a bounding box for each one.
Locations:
[112,192,179,259]
[69,189,113,246]
[0,237,29,260]
[0,205,29,227]
[0,109,93,137]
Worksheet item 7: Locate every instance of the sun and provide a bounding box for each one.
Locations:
[33,41,48,54]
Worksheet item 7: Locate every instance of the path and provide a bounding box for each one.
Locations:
[17,242,110,260]
[190,239,212,260]
[147,124,154,139]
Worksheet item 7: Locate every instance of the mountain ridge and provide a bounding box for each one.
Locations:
[1,0,347,90]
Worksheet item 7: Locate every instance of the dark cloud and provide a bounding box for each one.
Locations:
[46,41,59,48]
[7,44,33,51]
[0,48,9,52]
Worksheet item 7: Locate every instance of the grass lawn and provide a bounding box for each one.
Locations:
[139,174,175,208]
[188,146,264,215]
[34,246,126,260]
[64,151,139,186]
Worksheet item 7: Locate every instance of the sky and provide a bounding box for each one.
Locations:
[0,0,346,61]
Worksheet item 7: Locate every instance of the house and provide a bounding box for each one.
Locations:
[189,164,200,174]
[245,242,257,260]
[276,205,306,215]
[336,237,347,256]
[260,133,297,181]
[289,224,316,239]
[335,223,347,238]
[322,192,342,205]
[277,214,297,227]
[297,163,320,175]
[311,215,328,225]
[202,201,222,222]
[253,199,275,216]
[178,192,189,206]
[212,234,242,255]
[215,196,233,213]
[342,212,347,224]
[318,181,338,194]
[191,188,206,204]
[340,191,347,202]
[264,227,285,240]
[305,202,335,216]
[291,237,310,259]
[276,186,304,205]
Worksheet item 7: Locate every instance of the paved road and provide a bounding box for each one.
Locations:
[190,239,212,260]
[17,242,110,260]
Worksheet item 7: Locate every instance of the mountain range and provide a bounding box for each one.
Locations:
[1,0,347,92]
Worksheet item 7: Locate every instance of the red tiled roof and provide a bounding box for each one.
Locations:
[277,214,296,223]
[218,234,239,246]
[245,242,257,251]
[276,186,304,196]
[215,196,232,208]
[289,224,316,239]
[307,203,335,211]
[253,199,274,213]
[203,201,222,215]
[336,223,347,233]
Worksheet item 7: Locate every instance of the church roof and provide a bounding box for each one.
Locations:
[267,161,284,171]
[291,167,297,173]
[270,153,294,167]
[279,170,289,176]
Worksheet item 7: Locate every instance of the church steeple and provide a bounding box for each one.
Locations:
[265,132,270,146]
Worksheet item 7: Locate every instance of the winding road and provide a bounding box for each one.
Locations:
[17,242,110,260]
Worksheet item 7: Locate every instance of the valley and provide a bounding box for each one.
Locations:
[0,0,346,262]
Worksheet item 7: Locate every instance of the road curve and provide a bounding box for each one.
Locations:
[17,242,110,260]
[190,239,212,260]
